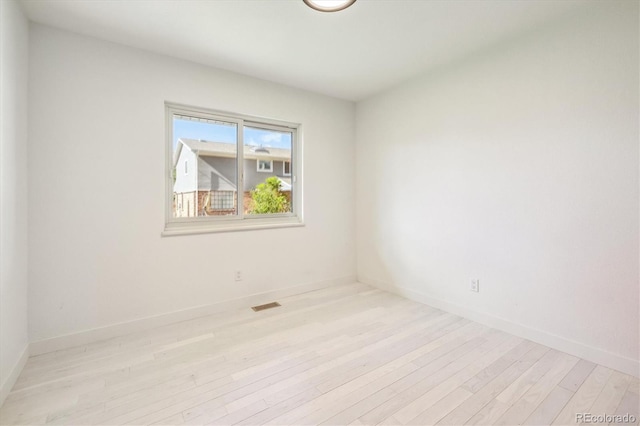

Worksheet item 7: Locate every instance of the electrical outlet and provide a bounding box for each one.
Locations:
[234,270,243,282]
[470,279,480,293]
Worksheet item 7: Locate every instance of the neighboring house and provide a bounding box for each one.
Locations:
[173,138,292,217]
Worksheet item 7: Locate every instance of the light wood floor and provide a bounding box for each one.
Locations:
[1,283,638,425]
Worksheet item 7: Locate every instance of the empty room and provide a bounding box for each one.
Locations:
[0,0,638,425]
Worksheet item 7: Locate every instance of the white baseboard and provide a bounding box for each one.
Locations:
[0,344,29,408]
[30,275,356,356]
[360,276,639,378]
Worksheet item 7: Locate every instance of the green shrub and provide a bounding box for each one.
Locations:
[250,176,289,214]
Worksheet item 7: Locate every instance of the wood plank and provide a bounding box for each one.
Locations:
[610,378,639,426]
[0,283,634,426]
[493,352,579,425]
[337,332,496,425]
[558,359,596,393]
[389,335,523,424]
[522,385,573,425]
[435,344,549,425]
[263,321,480,425]
[495,349,561,405]
[588,371,632,416]
[408,387,473,425]
[551,364,613,425]
[460,341,539,393]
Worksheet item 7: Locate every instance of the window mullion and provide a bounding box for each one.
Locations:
[237,121,244,220]
[291,130,296,215]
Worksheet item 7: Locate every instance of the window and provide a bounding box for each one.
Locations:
[165,103,302,235]
[214,192,233,210]
[257,159,273,172]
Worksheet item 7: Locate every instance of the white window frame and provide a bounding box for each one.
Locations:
[283,161,291,176]
[256,159,273,173]
[164,102,303,236]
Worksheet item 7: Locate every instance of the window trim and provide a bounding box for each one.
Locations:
[164,102,303,236]
[256,159,273,173]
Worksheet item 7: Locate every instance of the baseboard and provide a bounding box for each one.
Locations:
[30,275,356,356]
[0,344,29,408]
[360,276,640,378]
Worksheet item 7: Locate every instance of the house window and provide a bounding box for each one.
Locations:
[165,103,302,236]
[257,159,273,172]
[209,190,235,211]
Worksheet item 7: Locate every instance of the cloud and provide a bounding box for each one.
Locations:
[260,133,283,144]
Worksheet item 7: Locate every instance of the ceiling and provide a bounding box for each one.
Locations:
[21,0,585,101]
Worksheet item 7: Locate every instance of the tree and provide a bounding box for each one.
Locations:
[250,177,289,214]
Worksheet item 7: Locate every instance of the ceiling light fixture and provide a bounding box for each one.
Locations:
[303,0,356,13]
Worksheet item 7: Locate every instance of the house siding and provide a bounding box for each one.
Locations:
[173,144,292,217]
[202,157,290,191]
[245,159,289,190]
[173,149,197,194]
[198,156,236,191]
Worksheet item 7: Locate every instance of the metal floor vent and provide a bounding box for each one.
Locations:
[251,302,281,312]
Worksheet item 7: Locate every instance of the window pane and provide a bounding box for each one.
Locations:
[243,126,293,215]
[257,159,273,172]
[172,115,238,218]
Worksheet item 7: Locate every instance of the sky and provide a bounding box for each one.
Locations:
[173,117,292,152]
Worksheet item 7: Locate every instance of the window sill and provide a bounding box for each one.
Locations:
[162,217,304,237]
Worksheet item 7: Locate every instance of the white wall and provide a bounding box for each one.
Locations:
[0,0,29,404]
[356,1,639,375]
[28,25,356,344]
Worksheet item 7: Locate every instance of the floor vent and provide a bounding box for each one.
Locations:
[251,302,281,312]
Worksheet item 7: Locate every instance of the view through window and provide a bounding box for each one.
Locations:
[169,106,296,228]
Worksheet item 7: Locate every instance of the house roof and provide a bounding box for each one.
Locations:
[175,138,291,167]
[278,177,292,192]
